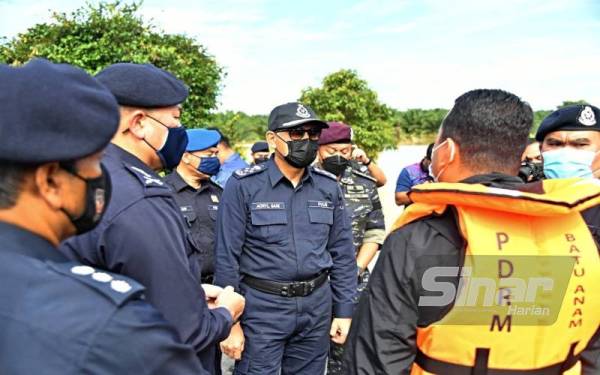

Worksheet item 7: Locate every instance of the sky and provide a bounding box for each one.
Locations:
[1,0,599,114]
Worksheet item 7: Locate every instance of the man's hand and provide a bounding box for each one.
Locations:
[352,147,370,164]
[215,286,246,322]
[330,318,352,345]
[220,322,245,360]
[202,284,223,309]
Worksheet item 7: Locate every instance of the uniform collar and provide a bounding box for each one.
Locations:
[267,157,313,187]
[105,143,159,178]
[168,171,218,194]
[0,221,69,263]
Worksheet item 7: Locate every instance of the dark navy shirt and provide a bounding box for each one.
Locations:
[164,171,222,279]
[59,144,231,374]
[0,221,205,375]
[214,158,357,318]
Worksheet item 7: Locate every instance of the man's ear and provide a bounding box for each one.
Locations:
[123,110,146,139]
[181,152,192,165]
[266,131,276,149]
[34,163,66,211]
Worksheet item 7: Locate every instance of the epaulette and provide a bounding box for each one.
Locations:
[351,168,377,183]
[233,164,267,179]
[312,167,337,180]
[47,262,145,307]
[125,164,170,190]
[208,178,224,191]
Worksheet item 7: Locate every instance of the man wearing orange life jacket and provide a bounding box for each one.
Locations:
[343,89,600,374]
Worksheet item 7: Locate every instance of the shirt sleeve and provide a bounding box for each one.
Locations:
[342,227,419,375]
[84,299,208,375]
[395,168,413,193]
[328,185,358,318]
[343,212,463,375]
[214,176,247,291]
[100,199,232,354]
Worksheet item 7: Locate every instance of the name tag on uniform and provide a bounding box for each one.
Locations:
[308,200,334,209]
[251,202,286,210]
[208,205,218,211]
[180,205,194,213]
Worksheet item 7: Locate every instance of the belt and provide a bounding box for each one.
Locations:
[415,343,579,375]
[242,272,328,297]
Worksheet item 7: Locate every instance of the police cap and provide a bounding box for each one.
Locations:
[318,122,352,145]
[268,102,328,131]
[535,104,600,142]
[186,129,221,152]
[251,141,269,153]
[96,63,189,108]
[0,58,119,163]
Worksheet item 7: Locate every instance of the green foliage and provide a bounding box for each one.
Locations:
[299,69,396,158]
[209,111,268,146]
[0,1,223,125]
[393,108,447,144]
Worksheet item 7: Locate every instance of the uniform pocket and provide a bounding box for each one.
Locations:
[250,207,288,243]
[207,204,218,221]
[307,202,334,238]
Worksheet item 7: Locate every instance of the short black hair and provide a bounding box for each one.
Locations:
[206,127,231,148]
[0,161,38,209]
[425,143,434,159]
[440,89,533,173]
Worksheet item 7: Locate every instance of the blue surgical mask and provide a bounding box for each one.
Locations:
[144,115,189,170]
[542,148,596,179]
[197,156,221,176]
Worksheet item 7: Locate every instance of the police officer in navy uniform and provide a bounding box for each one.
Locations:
[250,141,270,165]
[0,59,205,374]
[165,128,223,284]
[214,102,357,375]
[59,63,245,374]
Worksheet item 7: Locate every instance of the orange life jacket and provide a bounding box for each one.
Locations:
[390,178,600,375]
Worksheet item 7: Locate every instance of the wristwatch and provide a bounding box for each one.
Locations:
[364,158,372,166]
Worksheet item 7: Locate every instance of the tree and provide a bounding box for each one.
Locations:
[393,108,447,143]
[210,111,268,150]
[299,69,396,158]
[0,1,223,126]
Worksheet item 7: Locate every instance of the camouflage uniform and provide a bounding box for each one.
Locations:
[327,162,386,375]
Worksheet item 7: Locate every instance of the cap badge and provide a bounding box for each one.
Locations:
[296,104,311,119]
[578,106,596,126]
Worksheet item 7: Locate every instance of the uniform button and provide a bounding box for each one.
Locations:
[92,272,113,283]
[111,280,132,293]
[71,265,95,276]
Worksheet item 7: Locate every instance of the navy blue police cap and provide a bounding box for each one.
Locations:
[95,63,189,108]
[268,102,329,131]
[186,129,221,152]
[535,104,600,142]
[0,58,119,163]
[251,141,269,153]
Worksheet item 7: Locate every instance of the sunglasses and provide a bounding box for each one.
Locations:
[276,127,322,141]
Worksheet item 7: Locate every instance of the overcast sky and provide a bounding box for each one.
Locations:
[1,0,599,114]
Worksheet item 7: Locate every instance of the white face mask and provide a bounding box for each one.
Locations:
[428,139,455,182]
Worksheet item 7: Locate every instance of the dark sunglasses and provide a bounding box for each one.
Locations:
[277,127,322,141]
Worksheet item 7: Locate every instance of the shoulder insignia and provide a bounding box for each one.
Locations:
[47,262,145,307]
[312,167,337,180]
[233,164,266,179]
[125,165,169,189]
[351,169,377,183]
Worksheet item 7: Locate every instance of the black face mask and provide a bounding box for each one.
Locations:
[254,156,269,165]
[322,155,349,176]
[276,134,318,168]
[61,164,112,235]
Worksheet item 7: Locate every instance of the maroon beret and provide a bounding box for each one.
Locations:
[318,122,352,145]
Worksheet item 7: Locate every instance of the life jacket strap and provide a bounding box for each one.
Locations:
[415,342,579,375]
